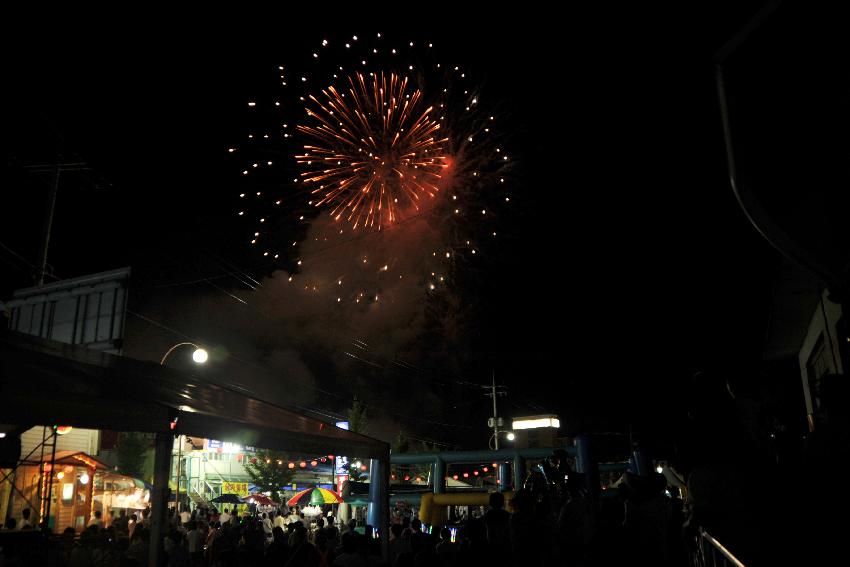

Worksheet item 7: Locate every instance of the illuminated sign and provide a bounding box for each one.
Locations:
[511,415,560,430]
[335,455,349,476]
[222,482,249,496]
[206,439,256,452]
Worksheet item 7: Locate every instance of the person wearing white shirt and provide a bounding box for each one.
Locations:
[87,510,104,530]
[179,509,191,525]
[220,508,231,525]
[261,513,273,538]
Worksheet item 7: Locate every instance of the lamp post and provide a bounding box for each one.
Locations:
[160,342,208,512]
[160,342,208,366]
[488,430,515,450]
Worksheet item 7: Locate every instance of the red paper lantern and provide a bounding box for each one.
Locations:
[311,460,318,467]
[299,461,307,468]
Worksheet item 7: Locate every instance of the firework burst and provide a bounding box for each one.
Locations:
[228,33,513,307]
[297,72,449,230]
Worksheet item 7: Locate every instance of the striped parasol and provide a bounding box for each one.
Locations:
[286,487,344,507]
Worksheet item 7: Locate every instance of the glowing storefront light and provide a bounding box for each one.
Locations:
[511,415,560,430]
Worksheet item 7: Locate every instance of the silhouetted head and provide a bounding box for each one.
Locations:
[488,491,505,510]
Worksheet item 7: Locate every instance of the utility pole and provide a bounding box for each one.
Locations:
[22,156,90,285]
[485,372,507,450]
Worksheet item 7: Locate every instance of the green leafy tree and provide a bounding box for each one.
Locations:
[347,396,369,435]
[244,450,295,503]
[344,397,371,482]
[116,432,151,479]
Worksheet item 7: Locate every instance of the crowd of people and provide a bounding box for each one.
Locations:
[0,469,696,567]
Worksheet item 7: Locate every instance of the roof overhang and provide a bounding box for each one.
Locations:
[0,331,387,460]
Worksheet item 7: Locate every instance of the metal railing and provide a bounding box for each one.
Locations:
[691,528,746,567]
[187,481,208,507]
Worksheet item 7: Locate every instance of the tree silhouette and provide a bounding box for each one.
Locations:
[244,450,295,503]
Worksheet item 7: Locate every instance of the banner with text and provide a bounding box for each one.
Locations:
[222,482,249,496]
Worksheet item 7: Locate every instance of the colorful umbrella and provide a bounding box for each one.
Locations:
[286,487,344,507]
[245,493,276,506]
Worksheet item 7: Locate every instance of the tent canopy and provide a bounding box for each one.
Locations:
[0,331,387,460]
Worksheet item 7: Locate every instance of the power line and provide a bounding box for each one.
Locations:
[126,309,476,430]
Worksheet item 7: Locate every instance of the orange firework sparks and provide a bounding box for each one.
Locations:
[296,71,449,230]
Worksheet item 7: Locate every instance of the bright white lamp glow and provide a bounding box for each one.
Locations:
[192,348,208,364]
[506,432,516,441]
[512,416,560,430]
[79,473,90,485]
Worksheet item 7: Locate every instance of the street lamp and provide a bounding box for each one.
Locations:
[160,342,208,366]
[160,342,207,513]
[488,430,515,450]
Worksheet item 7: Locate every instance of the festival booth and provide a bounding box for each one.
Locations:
[9,451,109,533]
[0,330,390,565]
[93,472,151,521]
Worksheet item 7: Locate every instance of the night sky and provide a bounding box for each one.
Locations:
[3,6,787,448]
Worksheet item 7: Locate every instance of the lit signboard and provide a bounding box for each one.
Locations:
[512,415,560,430]
[335,455,350,476]
[206,439,256,452]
